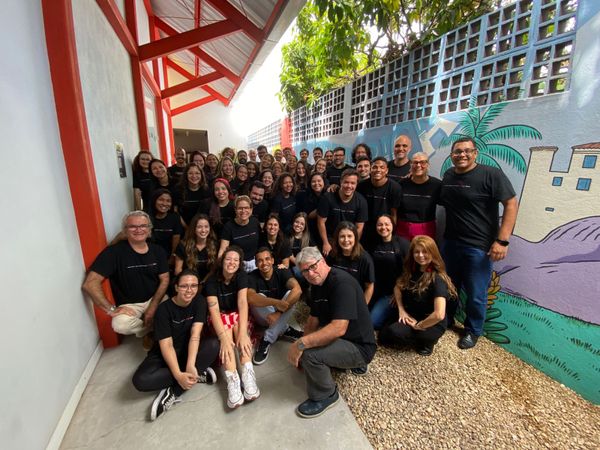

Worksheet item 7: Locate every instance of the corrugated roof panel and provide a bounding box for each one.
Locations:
[152,0,196,33]
[200,31,253,74]
[227,0,277,29]
[206,77,235,98]
[200,1,228,25]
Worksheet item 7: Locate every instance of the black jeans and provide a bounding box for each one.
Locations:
[132,336,219,396]
[379,321,446,348]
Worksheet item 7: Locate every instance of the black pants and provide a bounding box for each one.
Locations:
[132,337,219,396]
[379,321,445,348]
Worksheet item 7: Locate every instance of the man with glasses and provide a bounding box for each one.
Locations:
[388,134,412,182]
[396,152,441,240]
[326,146,352,189]
[287,247,376,418]
[83,211,170,338]
[357,156,402,250]
[440,137,518,350]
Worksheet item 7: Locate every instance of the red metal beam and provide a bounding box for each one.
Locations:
[165,101,176,162]
[143,0,154,17]
[161,72,223,99]
[42,0,119,348]
[96,0,138,55]
[194,0,201,77]
[139,19,240,61]
[206,0,264,42]
[166,58,228,105]
[155,17,240,84]
[140,63,161,98]
[172,96,217,116]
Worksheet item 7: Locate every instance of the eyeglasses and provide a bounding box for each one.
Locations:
[411,160,428,166]
[395,144,409,148]
[451,148,476,156]
[126,224,150,230]
[178,284,199,291]
[236,206,251,210]
[300,259,321,275]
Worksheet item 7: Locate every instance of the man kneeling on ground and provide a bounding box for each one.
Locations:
[248,247,303,365]
[132,270,220,420]
[287,247,376,418]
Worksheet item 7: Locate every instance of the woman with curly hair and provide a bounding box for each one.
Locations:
[174,163,211,228]
[326,221,375,305]
[216,156,236,184]
[260,213,292,268]
[174,213,218,284]
[379,235,457,356]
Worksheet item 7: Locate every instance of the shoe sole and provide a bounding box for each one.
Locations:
[198,367,217,384]
[243,389,261,401]
[351,369,368,376]
[227,397,244,409]
[296,394,340,419]
[252,352,269,365]
[150,388,168,421]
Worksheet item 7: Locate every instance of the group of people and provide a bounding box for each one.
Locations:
[82,135,518,420]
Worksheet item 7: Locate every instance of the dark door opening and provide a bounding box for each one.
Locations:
[174,128,209,154]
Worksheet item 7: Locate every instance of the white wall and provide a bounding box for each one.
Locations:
[73,0,142,239]
[0,2,99,448]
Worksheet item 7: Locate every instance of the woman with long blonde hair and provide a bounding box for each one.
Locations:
[379,235,457,356]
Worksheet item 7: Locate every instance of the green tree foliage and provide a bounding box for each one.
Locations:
[279,0,500,111]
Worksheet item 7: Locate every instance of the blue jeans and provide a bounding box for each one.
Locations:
[369,295,395,330]
[442,239,492,336]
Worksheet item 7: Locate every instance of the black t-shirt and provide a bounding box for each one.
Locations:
[167,164,186,183]
[326,252,375,287]
[174,242,212,282]
[221,217,261,261]
[440,165,516,250]
[317,192,369,237]
[326,164,351,186]
[270,194,297,232]
[402,272,449,324]
[204,271,248,312]
[152,295,207,354]
[398,177,442,222]
[89,240,169,305]
[251,200,269,224]
[357,179,402,249]
[370,236,409,297]
[174,186,210,225]
[308,268,376,362]
[387,160,411,183]
[133,171,154,211]
[259,236,293,265]
[230,179,250,196]
[151,212,183,256]
[248,268,293,300]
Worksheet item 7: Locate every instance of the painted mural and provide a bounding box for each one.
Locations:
[293,95,600,404]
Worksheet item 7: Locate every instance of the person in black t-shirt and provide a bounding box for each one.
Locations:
[351,143,372,165]
[248,248,303,365]
[287,212,314,270]
[270,174,298,233]
[167,147,187,183]
[325,146,351,189]
[219,196,262,271]
[369,215,409,329]
[205,246,260,409]
[355,156,371,182]
[440,138,517,350]
[260,214,292,267]
[357,156,402,251]
[133,150,154,211]
[317,169,368,255]
[148,189,182,260]
[287,247,376,418]
[326,222,375,305]
[387,134,412,182]
[249,181,269,226]
[379,236,457,356]
[209,178,235,237]
[83,211,170,337]
[132,271,219,421]
[174,213,218,284]
[150,159,178,197]
[397,152,441,241]
[174,164,211,228]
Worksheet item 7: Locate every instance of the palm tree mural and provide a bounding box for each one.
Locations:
[439,96,542,175]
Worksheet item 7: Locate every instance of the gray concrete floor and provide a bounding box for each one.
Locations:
[60,336,372,449]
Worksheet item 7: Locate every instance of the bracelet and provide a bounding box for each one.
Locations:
[107,305,116,314]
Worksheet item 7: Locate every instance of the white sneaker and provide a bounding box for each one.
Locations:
[226,371,244,409]
[241,365,260,401]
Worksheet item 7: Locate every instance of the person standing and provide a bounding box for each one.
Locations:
[326,147,352,188]
[387,135,412,182]
[440,137,518,349]
[168,148,187,183]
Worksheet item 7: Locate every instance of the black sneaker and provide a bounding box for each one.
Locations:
[197,367,217,384]
[150,387,180,421]
[350,366,368,376]
[458,333,479,350]
[252,339,271,365]
[282,326,303,342]
[297,387,340,418]
[416,344,434,356]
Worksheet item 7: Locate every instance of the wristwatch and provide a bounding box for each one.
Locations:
[297,339,306,351]
[495,238,510,246]
[107,305,117,314]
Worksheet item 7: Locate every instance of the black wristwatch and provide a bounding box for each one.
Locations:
[495,238,510,247]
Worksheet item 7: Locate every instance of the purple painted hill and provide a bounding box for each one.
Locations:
[495,216,600,325]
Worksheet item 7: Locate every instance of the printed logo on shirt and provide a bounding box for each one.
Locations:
[403,193,432,199]
[313,298,328,303]
[332,264,358,273]
[127,263,159,269]
[171,315,195,324]
[154,228,174,233]
[233,231,258,241]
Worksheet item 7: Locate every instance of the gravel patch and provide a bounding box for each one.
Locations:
[334,329,600,450]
